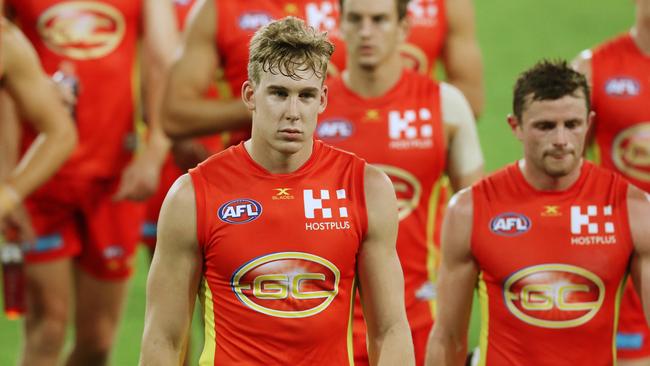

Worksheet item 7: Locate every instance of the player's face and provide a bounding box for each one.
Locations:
[243,68,328,155]
[510,93,593,178]
[340,0,406,69]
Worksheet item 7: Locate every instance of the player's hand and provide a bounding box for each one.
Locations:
[0,203,36,245]
[171,139,211,171]
[113,154,162,202]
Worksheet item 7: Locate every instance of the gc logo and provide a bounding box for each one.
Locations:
[231,252,340,318]
[375,165,421,221]
[503,264,605,329]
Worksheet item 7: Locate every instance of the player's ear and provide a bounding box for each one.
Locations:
[242,80,256,111]
[507,114,523,141]
[587,110,595,131]
[398,16,409,43]
[318,84,328,113]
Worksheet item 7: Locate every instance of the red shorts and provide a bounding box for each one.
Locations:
[24,176,145,280]
[353,321,430,366]
[142,157,183,250]
[617,281,650,359]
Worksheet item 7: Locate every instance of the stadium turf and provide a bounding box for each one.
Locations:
[0,1,634,364]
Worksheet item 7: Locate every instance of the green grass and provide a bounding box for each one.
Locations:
[0,1,635,364]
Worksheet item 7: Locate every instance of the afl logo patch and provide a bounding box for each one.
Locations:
[238,12,273,31]
[37,2,126,60]
[490,213,531,236]
[316,119,354,141]
[218,199,262,224]
[605,77,641,97]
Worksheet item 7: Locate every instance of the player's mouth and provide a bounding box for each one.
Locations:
[278,128,303,140]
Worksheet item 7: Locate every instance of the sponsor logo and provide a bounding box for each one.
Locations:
[103,245,124,259]
[305,2,337,33]
[408,0,440,26]
[612,123,650,182]
[605,77,641,97]
[504,264,605,329]
[218,199,262,224]
[316,119,354,141]
[388,108,434,149]
[489,213,531,236]
[37,2,126,60]
[303,189,350,231]
[238,12,273,30]
[375,165,421,221]
[231,252,340,318]
[272,188,295,200]
[541,205,561,217]
[570,205,616,245]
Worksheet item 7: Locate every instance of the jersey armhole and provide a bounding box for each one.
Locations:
[357,160,369,241]
[189,169,207,249]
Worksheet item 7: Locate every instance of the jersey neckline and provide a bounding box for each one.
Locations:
[511,159,592,196]
[235,139,323,178]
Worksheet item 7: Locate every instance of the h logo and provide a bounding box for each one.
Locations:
[303,189,348,219]
[570,205,614,235]
[388,108,433,140]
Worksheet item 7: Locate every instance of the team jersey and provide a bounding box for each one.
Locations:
[317,69,446,334]
[189,140,367,365]
[591,33,650,193]
[329,0,447,76]
[10,0,143,179]
[472,161,633,366]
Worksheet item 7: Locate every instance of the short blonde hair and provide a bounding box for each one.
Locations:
[247,16,334,85]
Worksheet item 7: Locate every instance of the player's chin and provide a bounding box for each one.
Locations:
[544,157,578,177]
[273,139,306,155]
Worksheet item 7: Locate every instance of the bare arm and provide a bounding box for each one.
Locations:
[0,20,77,215]
[162,0,251,139]
[628,186,650,325]
[441,0,484,118]
[139,175,202,365]
[441,82,484,192]
[426,188,477,366]
[358,164,415,366]
[113,0,178,201]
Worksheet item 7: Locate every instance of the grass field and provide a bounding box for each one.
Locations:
[0,1,636,364]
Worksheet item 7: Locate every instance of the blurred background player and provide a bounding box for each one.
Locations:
[330,0,484,116]
[317,0,482,364]
[0,18,76,240]
[162,0,344,140]
[573,1,650,364]
[427,60,650,366]
[4,0,177,365]
[140,16,414,366]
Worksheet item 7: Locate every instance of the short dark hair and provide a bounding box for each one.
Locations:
[513,59,590,121]
[339,0,411,20]
[248,17,334,84]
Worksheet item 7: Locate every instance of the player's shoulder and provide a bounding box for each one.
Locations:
[593,32,632,56]
[447,186,474,222]
[317,139,368,166]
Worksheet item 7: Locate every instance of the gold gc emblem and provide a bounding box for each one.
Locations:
[37,2,126,60]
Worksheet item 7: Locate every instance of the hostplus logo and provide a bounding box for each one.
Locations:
[570,205,616,245]
[388,108,434,149]
[303,189,350,231]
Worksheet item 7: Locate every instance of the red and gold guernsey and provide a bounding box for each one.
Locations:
[328,0,447,76]
[189,140,367,365]
[317,70,446,336]
[10,0,142,179]
[472,161,633,366]
[590,32,650,359]
[591,33,650,193]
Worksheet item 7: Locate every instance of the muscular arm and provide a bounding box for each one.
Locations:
[358,165,415,366]
[162,0,250,139]
[139,175,202,366]
[1,20,76,212]
[628,186,650,325]
[441,0,484,118]
[426,188,477,366]
[441,82,484,192]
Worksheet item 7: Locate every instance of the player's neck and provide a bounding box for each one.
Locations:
[244,139,314,174]
[343,55,403,98]
[518,159,583,191]
[632,17,650,55]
